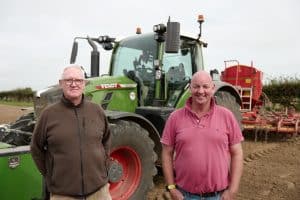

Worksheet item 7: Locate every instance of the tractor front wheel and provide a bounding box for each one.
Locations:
[108,120,157,200]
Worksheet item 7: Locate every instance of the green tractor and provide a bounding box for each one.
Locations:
[0,16,241,199]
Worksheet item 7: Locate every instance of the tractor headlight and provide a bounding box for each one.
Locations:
[129,92,136,101]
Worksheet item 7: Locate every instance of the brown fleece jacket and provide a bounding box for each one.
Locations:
[30,96,111,197]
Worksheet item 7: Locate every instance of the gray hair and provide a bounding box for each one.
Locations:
[60,64,85,79]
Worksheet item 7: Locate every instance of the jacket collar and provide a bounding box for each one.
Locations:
[61,95,85,108]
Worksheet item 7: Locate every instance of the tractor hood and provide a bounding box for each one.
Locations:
[84,75,138,112]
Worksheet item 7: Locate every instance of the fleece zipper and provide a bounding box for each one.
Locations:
[74,108,85,199]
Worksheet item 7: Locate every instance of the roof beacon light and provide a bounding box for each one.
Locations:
[198,15,204,23]
[136,27,142,34]
[197,14,205,40]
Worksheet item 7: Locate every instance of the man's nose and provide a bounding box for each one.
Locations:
[196,86,204,93]
[70,81,77,86]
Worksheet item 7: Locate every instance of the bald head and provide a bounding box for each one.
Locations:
[189,70,215,108]
[191,71,213,86]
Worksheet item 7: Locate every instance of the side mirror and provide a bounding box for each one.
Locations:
[70,41,78,64]
[165,20,180,53]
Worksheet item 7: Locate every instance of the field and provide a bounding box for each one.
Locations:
[1,104,299,200]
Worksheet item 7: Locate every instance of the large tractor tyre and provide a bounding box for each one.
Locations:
[108,120,157,200]
[215,91,243,129]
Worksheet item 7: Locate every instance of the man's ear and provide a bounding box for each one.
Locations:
[59,80,63,87]
[212,83,216,92]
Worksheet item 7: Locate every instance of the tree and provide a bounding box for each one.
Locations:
[263,76,300,110]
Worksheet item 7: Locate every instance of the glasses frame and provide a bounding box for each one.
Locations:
[61,78,85,86]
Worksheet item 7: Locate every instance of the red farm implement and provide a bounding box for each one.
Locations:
[220,60,300,141]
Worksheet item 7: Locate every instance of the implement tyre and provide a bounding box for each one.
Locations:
[108,120,157,200]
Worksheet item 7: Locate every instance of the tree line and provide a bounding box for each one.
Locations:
[0,87,35,102]
[0,77,299,110]
[263,76,300,111]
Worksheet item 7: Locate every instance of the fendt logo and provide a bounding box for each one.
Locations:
[96,83,119,89]
[95,83,137,90]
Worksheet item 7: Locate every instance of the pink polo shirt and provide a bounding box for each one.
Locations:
[161,97,244,193]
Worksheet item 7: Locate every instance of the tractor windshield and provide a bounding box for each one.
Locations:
[163,47,193,82]
[110,34,157,106]
[110,33,157,80]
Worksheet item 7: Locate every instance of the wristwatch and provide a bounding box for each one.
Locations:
[165,184,177,191]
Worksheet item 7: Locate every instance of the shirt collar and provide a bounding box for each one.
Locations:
[185,96,216,117]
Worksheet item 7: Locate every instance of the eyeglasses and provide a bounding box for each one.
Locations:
[62,79,85,86]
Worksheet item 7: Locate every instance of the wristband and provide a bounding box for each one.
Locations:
[165,184,177,191]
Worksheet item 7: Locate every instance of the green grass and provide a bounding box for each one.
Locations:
[0,100,33,107]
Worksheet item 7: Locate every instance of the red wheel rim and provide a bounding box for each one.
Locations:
[109,146,142,200]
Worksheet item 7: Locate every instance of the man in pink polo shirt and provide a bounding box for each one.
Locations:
[161,71,244,200]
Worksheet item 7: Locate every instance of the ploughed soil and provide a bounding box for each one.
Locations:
[0,104,33,123]
[1,104,299,200]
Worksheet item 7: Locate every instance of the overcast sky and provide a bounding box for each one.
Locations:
[1,0,299,91]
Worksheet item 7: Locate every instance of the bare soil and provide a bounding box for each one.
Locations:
[0,104,32,123]
[1,104,299,200]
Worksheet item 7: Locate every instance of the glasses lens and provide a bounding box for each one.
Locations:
[63,79,84,86]
[75,79,84,85]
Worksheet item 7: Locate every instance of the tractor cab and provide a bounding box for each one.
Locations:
[109,33,203,108]
[67,16,208,113]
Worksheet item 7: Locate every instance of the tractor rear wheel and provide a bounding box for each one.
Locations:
[108,120,157,200]
[215,90,243,129]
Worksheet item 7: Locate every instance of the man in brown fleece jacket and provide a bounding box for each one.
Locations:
[30,64,112,200]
